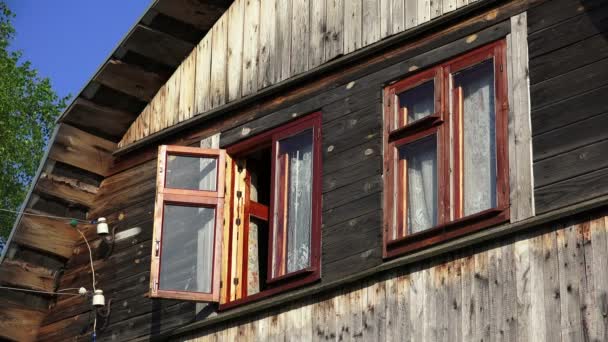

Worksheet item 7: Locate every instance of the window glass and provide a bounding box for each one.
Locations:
[166,155,218,191]
[453,59,497,216]
[159,205,216,293]
[272,129,313,277]
[397,135,438,236]
[397,80,434,128]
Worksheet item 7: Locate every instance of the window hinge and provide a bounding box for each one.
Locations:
[155,240,160,257]
[500,64,504,72]
[153,280,159,291]
[233,278,239,286]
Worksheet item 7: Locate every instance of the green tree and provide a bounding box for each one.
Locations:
[0,2,69,238]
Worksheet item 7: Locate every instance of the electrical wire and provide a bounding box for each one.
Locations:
[0,286,82,296]
[0,208,92,224]
[76,228,97,291]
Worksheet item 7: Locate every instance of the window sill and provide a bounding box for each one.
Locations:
[385,207,509,258]
[218,270,319,311]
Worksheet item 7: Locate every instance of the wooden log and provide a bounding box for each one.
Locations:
[0,259,56,292]
[153,0,228,31]
[0,300,46,342]
[63,98,137,142]
[123,24,194,68]
[49,124,116,177]
[95,59,166,102]
[13,215,81,259]
[36,172,98,207]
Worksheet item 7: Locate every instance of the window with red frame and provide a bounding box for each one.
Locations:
[149,113,322,308]
[383,40,510,258]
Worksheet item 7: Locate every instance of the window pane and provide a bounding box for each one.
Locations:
[166,155,218,191]
[397,80,434,128]
[159,205,216,293]
[398,135,438,235]
[454,59,497,216]
[272,129,313,277]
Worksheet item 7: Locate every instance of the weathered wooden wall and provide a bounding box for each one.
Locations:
[529,0,608,214]
[118,0,481,147]
[180,212,608,342]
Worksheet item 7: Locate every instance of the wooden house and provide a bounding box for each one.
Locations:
[1,0,608,340]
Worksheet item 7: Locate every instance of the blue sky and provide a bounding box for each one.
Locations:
[6,0,152,100]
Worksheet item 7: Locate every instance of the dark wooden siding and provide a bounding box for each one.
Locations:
[529,0,608,213]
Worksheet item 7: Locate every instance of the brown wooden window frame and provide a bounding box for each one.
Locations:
[221,112,322,309]
[150,145,226,302]
[383,40,510,258]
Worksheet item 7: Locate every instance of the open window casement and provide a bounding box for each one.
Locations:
[150,145,226,302]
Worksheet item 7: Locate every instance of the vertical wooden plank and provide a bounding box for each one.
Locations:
[227,0,244,102]
[309,0,326,69]
[529,234,547,341]
[430,0,442,19]
[362,0,380,46]
[590,216,608,341]
[385,272,399,342]
[258,0,276,89]
[242,0,260,97]
[542,230,563,342]
[286,302,303,341]
[423,265,437,342]
[255,312,270,341]
[507,12,535,223]
[291,0,309,75]
[442,0,457,14]
[210,14,228,108]
[557,224,585,342]
[380,0,391,39]
[460,254,474,342]
[165,69,180,128]
[435,263,449,342]
[409,264,425,341]
[578,221,594,342]
[195,32,213,114]
[515,238,530,342]
[391,0,405,35]
[488,246,502,341]
[501,243,517,342]
[178,49,196,122]
[405,0,417,29]
[275,0,292,82]
[417,0,431,25]
[334,289,349,342]
[367,278,386,341]
[313,296,335,341]
[325,0,344,62]
[446,256,462,342]
[300,300,313,341]
[456,0,468,9]
[349,283,364,340]
[344,0,362,54]
[474,252,490,342]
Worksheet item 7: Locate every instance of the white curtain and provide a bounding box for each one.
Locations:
[286,137,313,274]
[195,157,218,293]
[457,60,497,216]
[402,136,437,234]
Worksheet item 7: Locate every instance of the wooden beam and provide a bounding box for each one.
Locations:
[0,299,46,342]
[13,215,81,259]
[62,97,137,141]
[95,59,167,102]
[154,0,229,31]
[36,172,99,207]
[0,259,56,292]
[49,124,116,177]
[122,24,194,67]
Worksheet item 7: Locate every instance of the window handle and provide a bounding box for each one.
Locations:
[155,240,160,257]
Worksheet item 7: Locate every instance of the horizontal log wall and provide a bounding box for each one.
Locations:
[180,212,608,342]
[118,0,481,147]
[529,0,608,213]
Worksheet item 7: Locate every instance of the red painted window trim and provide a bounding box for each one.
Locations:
[220,112,322,310]
[150,145,226,302]
[383,40,510,259]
